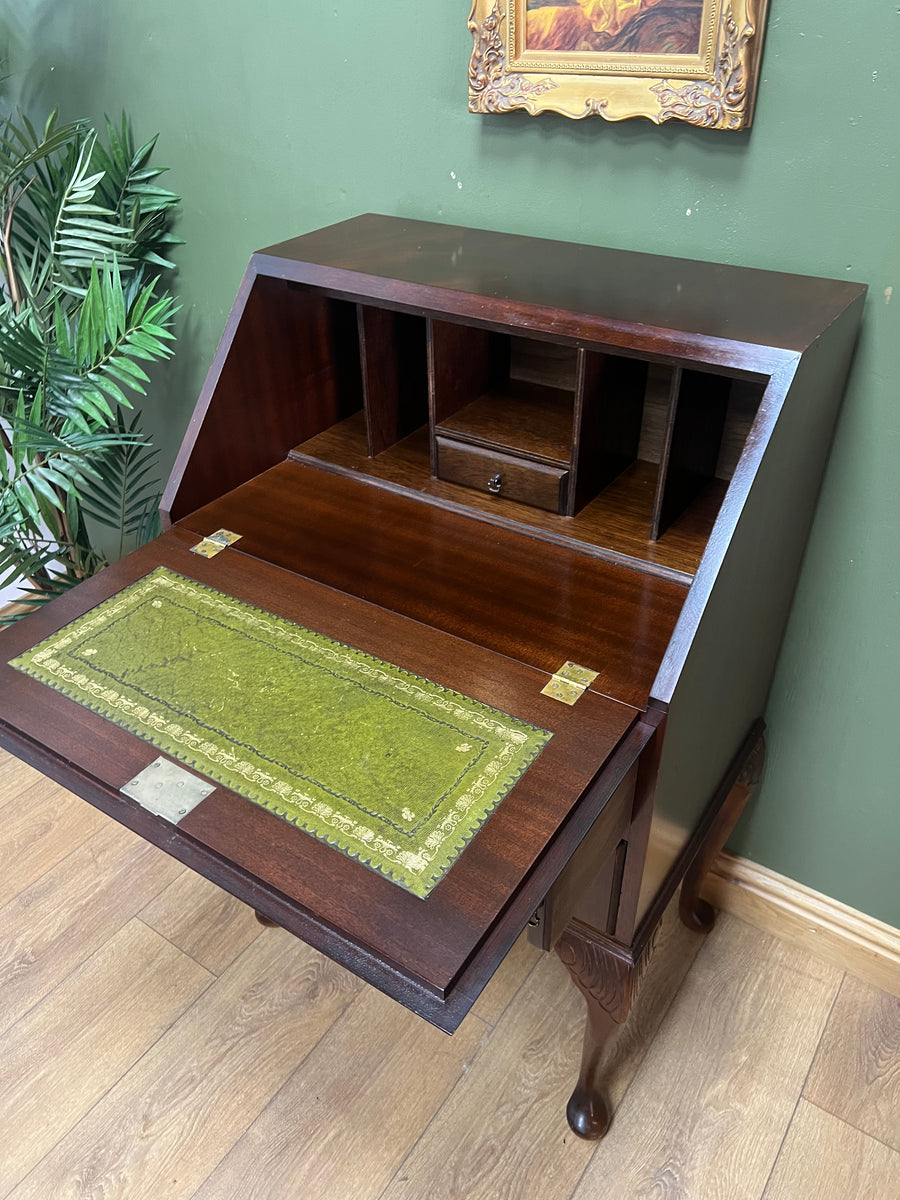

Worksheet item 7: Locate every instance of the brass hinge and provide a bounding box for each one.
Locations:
[190,528,242,558]
[541,661,599,705]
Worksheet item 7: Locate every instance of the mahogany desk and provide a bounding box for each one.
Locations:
[0,216,865,1137]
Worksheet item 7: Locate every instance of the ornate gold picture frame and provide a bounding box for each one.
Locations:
[468,0,770,129]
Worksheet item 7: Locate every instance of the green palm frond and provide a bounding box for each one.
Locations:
[0,109,179,618]
[0,259,179,428]
[0,111,84,197]
[75,262,180,417]
[6,126,129,297]
[80,407,162,556]
[1,403,145,528]
[48,134,132,284]
[0,543,106,624]
[0,306,89,420]
[92,113,182,269]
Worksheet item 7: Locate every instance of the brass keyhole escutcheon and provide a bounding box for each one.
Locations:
[488,473,502,495]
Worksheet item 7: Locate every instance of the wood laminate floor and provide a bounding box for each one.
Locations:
[0,751,897,1199]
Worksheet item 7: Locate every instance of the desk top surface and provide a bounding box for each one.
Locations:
[259,214,866,356]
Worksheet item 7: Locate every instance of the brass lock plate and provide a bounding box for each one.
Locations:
[121,756,215,822]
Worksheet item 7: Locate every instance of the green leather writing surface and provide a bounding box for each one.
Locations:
[10,568,551,897]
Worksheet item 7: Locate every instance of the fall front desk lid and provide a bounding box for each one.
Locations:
[9,567,553,899]
[0,526,641,1022]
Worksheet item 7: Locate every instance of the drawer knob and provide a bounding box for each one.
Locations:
[487,473,502,495]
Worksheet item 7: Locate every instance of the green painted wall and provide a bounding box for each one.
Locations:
[4,1,898,924]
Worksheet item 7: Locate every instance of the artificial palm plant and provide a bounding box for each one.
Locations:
[0,110,180,619]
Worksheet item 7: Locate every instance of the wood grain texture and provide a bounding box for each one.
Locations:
[435,433,569,512]
[292,416,721,576]
[0,820,182,1035]
[761,1100,900,1200]
[163,274,362,523]
[555,926,653,1136]
[0,750,44,806]
[258,215,862,358]
[428,317,495,435]
[702,852,900,999]
[380,951,596,1200]
[509,336,578,392]
[572,351,647,513]
[0,216,871,1174]
[553,883,708,1140]
[0,919,211,1198]
[0,776,106,906]
[597,893,707,1108]
[381,902,702,1199]
[469,929,543,1027]
[191,987,486,1200]
[8,928,361,1200]
[436,380,575,465]
[649,292,865,892]
[180,459,687,709]
[139,871,264,975]
[541,763,635,946]
[651,368,730,540]
[2,766,899,1200]
[803,974,900,1153]
[358,305,427,456]
[571,916,842,1200]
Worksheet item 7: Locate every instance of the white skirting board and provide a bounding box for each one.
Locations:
[702,853,900,999]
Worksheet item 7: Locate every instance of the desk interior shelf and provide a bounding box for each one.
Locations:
[285,297,767,575]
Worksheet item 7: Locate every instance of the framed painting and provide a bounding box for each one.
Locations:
[468,0,770,129]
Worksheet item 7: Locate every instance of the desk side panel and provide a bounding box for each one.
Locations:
[636,294,866,923]
[163,268,362,524]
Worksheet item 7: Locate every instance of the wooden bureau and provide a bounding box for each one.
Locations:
[0,215,866,1137]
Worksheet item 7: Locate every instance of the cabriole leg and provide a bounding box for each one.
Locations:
[555,922,651,1139]
[565,990,618,1138]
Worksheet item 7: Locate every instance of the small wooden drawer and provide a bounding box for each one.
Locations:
[435,436,569,514]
